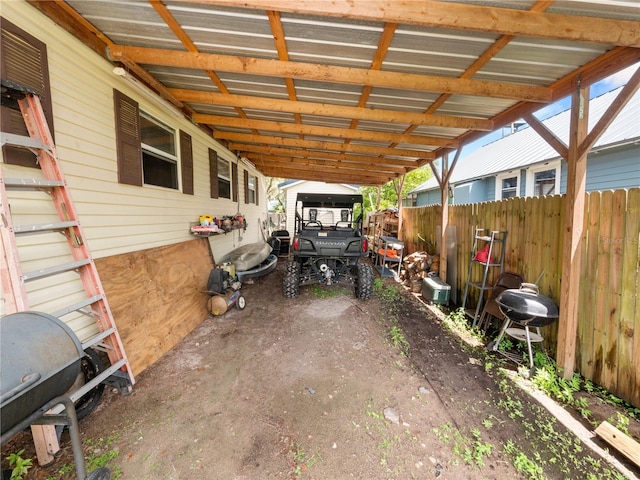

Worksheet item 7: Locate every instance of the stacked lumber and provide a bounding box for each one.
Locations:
[400,251,440,292]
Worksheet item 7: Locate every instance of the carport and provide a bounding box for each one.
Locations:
[31,0,640,382]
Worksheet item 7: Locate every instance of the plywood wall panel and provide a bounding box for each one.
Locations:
[95,238,214,376]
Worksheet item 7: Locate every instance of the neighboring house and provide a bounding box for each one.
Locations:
[407,86,640,206]
[279,180,358,235]
[1,4,267,373]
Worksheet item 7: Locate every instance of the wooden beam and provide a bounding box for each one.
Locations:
[29,1,114,56]
[445,47,640,160]
[220,132,434,159]
[579,66,640,158]
[245,154,409,174]
[522,113,569,160]
[234,144,418,167]
[176,89,494,131]
[556,81,590,379]
[108,45,552,102]
[196,114,457,148]
[595,421,640,468]
[257,165,390,185]
[191,0,640,47]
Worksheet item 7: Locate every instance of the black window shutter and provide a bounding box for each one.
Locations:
[180,131,193,195]
[231,162,238,202]
[1,17,53,168]
[113,89,142,186]
[209,149,219,199]
[244,170,249,204]
[255,177,259,206]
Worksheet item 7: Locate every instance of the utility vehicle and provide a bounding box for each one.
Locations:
[283,193,373,299]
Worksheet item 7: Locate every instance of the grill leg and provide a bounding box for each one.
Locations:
[487,315,511,351]
[524,326,535,372]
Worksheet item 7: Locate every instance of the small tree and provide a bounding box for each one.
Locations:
[359,166,431,213]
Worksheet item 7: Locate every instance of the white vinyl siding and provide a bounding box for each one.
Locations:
[1,1,267,322]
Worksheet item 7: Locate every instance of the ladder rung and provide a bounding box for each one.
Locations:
[14,221,79,236]
[23,259,91,282]
[51,294,105,318]
[50,359,127,413]
[3,178,65,190]
[81,327,116,351]
[0,132,50,151]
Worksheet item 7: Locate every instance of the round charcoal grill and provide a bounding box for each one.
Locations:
[487,284,559,375]
[1,311,110,480]
[496,284,559,327]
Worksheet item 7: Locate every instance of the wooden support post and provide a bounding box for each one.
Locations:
[31,425,58,466]
[439,154,450,282]
[556,80,589,378]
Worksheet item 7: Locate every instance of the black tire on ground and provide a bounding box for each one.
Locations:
[75,348,106,421]
[355,262,374,299]
[283,261,301,298]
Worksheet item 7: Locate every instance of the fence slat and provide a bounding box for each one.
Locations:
[402,188,640,407]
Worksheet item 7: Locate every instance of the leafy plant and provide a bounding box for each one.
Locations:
[6,449,33,480]
[389,325,410,355]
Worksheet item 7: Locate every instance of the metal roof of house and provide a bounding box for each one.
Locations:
[30,0,640,186]
[410,85,640,193]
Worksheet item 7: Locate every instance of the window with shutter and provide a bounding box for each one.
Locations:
[114,90,142,186]
[180,131,193,195]
[209,149,219,199]
[1,17,53,168]
[244,170,257,204]
[231,162,238,202]
[217,157,231,199]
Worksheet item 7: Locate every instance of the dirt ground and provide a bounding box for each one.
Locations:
[3,261,640,480]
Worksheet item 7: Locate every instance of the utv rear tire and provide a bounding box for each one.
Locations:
[355,263,373,299]
[283,261,301,298]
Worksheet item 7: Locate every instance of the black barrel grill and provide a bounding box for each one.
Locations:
[1,311,110,480]
[487,284,560,375]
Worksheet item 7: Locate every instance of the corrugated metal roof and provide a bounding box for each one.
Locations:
[411,86,640,192]
[37,0,640,185]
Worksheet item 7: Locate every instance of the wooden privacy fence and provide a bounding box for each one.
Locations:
[401,188,640,407]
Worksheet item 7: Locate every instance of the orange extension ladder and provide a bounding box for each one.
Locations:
[1,81,134,464]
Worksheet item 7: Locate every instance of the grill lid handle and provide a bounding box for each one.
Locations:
[0,372,41,405]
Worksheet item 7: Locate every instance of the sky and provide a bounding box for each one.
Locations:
[460,62,639,157]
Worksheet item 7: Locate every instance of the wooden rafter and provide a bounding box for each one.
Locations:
[220,133,434,159]
[195,114,457,148]
[234,145,418,167]
[190,0,640,47]
[174,89,494,131]
[256,163,392,184]
[108,45,552,102]
[246,154,409,175]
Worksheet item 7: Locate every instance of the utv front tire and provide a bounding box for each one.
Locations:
[355,263,373,299]
[283,261,301,298]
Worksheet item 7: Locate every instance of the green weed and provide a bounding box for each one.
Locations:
[389,325,410,355]
[5,449,33,480]
[309,283,348,298]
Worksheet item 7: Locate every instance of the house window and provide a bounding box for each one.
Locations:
[114,90,192,192]
[496,172,520,200]
[140,112,178,189]
[526,161,560,197]
[218,157,231,199]
[244,170,258,205]
[247,174,256,203]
